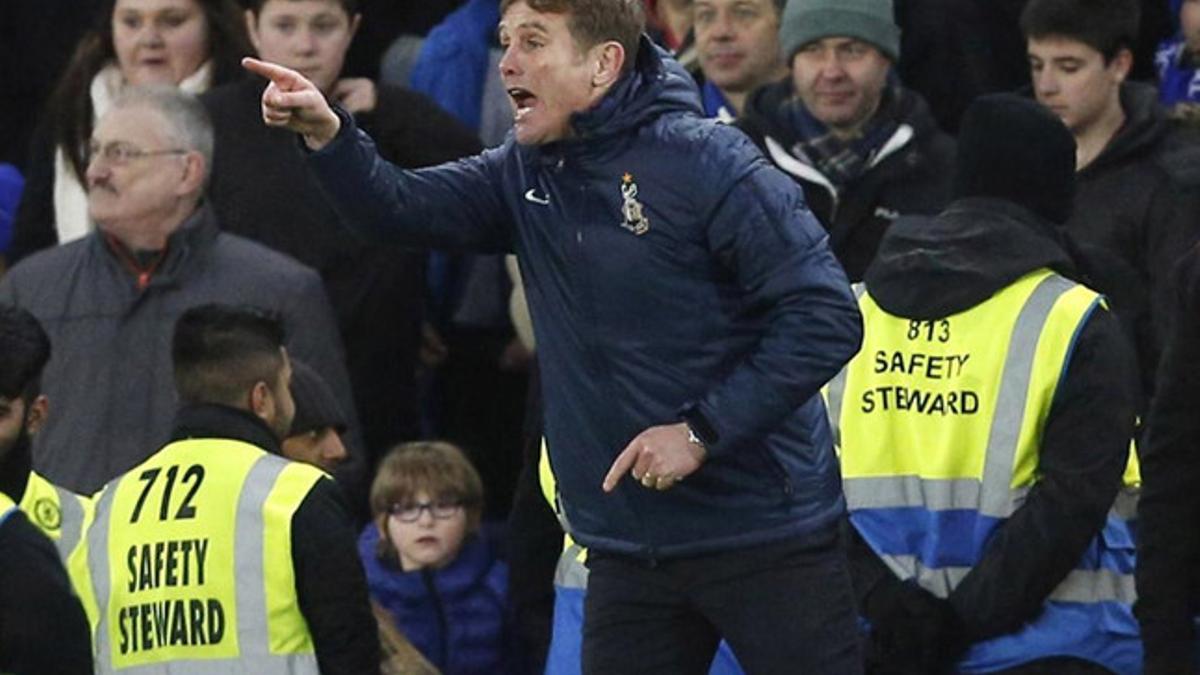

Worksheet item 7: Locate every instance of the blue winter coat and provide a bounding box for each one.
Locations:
[310,39,863,559]
[1156,0,1200,105]
[360,526,514,674]
[408,0,499,131]
[1155,36,1200,106]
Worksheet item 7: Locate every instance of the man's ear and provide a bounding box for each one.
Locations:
[249,380,275,424]
[1108,47,1133,82]
[177,152,207,197]
[349,13,363,42]
[24,395,48,435]
[592,40,626,89]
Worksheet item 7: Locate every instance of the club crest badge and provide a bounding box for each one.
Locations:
[619,173,650,235]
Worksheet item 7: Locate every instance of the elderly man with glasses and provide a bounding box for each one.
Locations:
[0,85,362,504]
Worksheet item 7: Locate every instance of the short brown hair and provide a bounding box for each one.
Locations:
[370,441,485,562]
[500,0,645,72]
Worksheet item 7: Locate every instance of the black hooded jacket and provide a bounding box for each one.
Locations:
[1063,82,1200,407]
[854,197,1137,642]
[1135,244,1200,673]
[736,82,955,281]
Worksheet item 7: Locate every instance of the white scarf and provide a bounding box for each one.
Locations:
[52,60,213,245]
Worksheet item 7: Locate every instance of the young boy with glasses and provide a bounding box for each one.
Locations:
[360,440,519,674]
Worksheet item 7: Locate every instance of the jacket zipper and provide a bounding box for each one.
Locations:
[421,569,449,669]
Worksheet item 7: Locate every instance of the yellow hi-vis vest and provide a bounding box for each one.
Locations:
[69,438,324,674]
[826,269,1141,674]
[0,491,17,527]
[20,470,92,563]
[537,440,588,591]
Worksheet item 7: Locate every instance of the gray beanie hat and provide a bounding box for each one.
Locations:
[780,0,900,62]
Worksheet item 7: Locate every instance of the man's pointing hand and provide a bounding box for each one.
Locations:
[242,57,341,151]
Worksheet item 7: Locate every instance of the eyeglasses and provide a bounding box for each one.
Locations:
[86,141,189,166]
[387,500,464,522]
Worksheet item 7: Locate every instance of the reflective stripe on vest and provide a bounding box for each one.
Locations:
[829,270,1140,673]
[21,470,90,563]
[542,438,591,592]
[83,439,321,673]
[554,539,589,590]
[827,283,868,452]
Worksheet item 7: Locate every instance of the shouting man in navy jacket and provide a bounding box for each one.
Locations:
[244,0,864,672]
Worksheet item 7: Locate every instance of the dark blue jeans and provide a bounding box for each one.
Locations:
[582,530,863,675]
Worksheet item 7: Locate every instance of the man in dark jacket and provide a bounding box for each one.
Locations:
[203,0,485,473]
[0,304,92,674]
[0,85,361,499]
[1137,241,1200,674]
[1022,0,1200,407]
[244,0,865,670]
[735,0,955,281]
[833,95,1139,673]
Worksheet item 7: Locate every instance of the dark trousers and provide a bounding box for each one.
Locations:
[582,533,863,675]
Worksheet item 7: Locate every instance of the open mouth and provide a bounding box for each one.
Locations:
[508,87,538,120]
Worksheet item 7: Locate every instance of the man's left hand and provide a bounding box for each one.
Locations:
[602,423,706,493]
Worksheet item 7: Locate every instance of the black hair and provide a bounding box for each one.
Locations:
[0,305,51,403]
[1020,0,1140,61]
[172,304,286,407]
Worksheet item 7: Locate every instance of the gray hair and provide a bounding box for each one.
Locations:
[110,85,214,185]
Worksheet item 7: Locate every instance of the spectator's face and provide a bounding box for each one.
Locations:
[1183,0,1200,54]
[385,490,469,571]
[1028,36,1129,136]
[282,427,347,472]
[0,397,26,461]
[695,0,782,96]
[112,0,211,87]
[0,394,43,464]
[499,1,606,145]
[791,37,890,135]
[246,0,360,95]
[85,105,196,232]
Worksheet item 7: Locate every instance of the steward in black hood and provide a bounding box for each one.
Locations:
[866,90,1080,317]
[847,94,1141,673]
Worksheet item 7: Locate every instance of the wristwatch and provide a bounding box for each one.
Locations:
[684,422,707,450]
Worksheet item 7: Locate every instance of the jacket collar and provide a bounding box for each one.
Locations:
[95,202,220,290]
[1080,81,1168,177]
[169,403,283,456]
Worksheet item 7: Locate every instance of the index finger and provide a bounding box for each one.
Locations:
[242,57,305,89]
[602,443,640,493]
